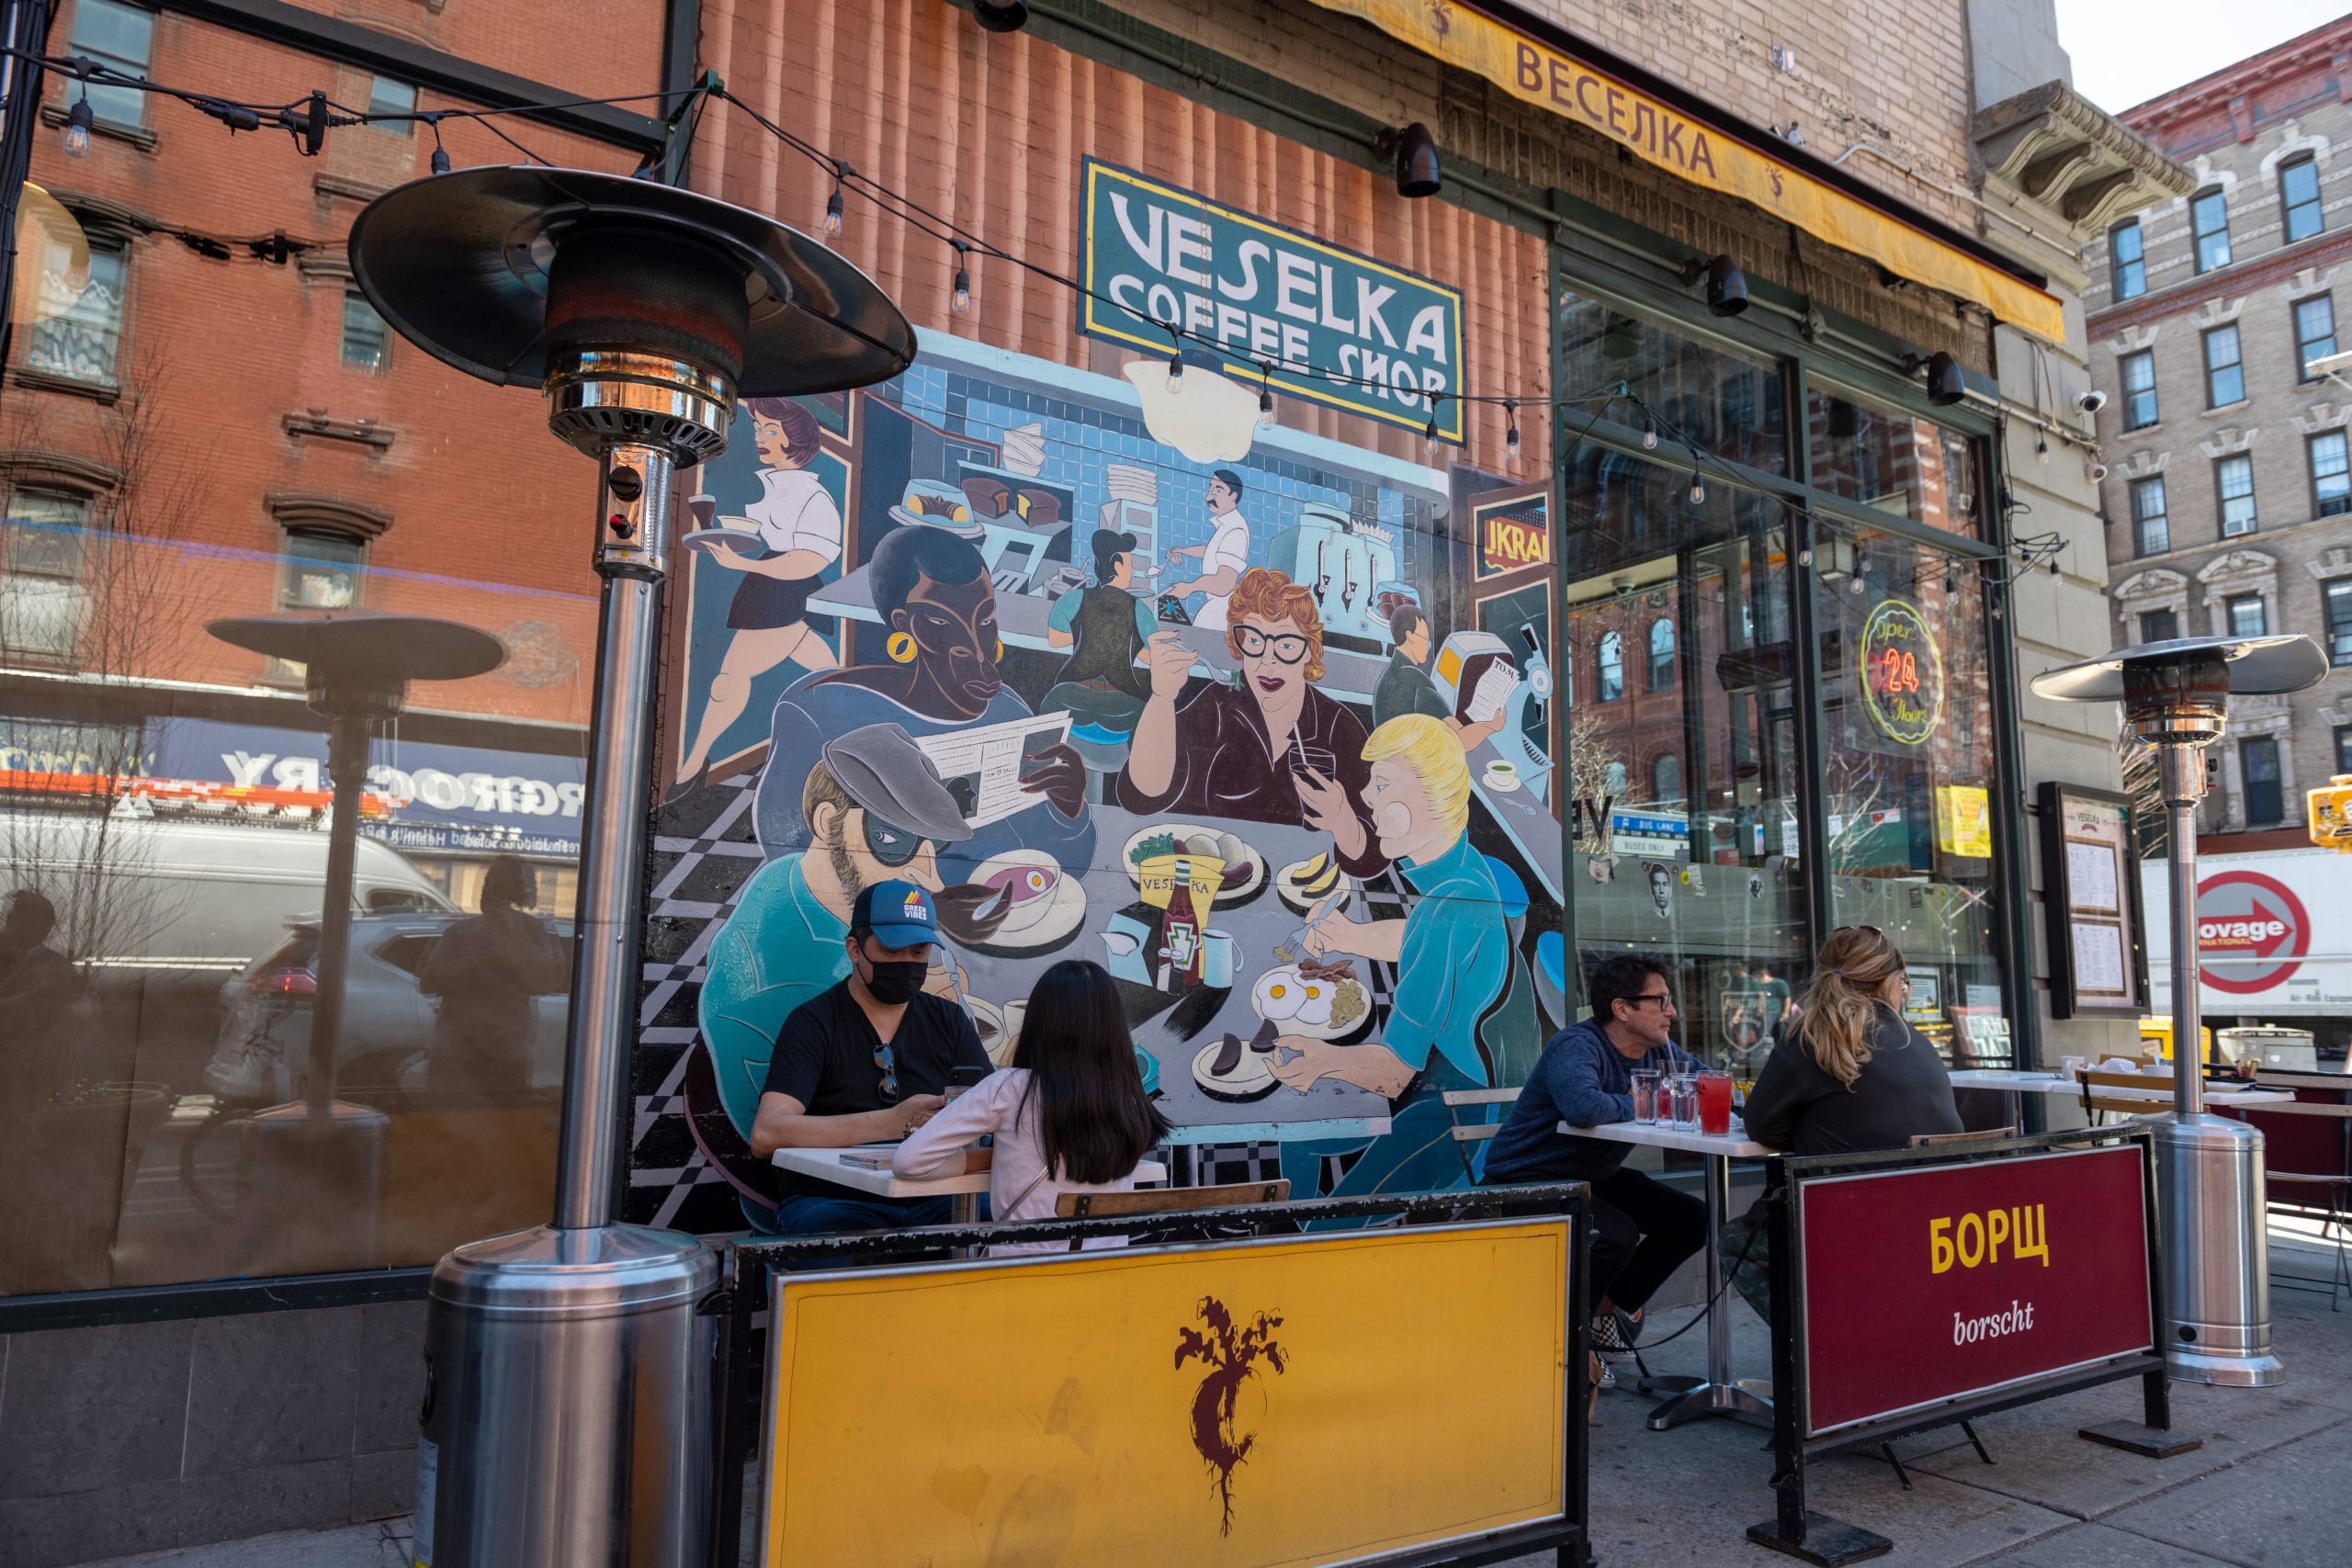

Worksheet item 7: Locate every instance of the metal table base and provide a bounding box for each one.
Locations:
[1642,1147,1774,1431]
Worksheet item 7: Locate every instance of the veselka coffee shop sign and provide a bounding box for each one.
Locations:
[1079,159,1468,443]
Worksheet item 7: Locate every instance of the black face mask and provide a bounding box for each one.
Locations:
[861,957,926,1007]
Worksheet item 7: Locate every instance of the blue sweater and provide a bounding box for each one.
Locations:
[1483,1020,1699,1185]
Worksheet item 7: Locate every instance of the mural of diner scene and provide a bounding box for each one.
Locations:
[659,321,1567,1232]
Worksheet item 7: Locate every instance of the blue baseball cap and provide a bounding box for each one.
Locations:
[851,878,939,950]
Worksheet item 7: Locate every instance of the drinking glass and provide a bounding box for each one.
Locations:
[1630,1068,1660,1124]
[1669,1073,1699,1130]
[1696,1071,1733,1136]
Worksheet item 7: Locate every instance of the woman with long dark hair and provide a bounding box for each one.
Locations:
[893,958,1169,1252]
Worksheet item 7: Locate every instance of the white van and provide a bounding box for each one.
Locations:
[0,810,453,993]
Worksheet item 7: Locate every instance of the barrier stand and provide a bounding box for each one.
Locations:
[1748,1127,2195,1565]
[703,1185,1593,1568]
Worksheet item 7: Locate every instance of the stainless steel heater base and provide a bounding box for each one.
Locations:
[2154,1114,2284,1386]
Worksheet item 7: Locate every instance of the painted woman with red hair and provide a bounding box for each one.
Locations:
[1117,566,1383,875]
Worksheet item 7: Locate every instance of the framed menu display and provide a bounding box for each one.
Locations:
[2038,783,2149,1019]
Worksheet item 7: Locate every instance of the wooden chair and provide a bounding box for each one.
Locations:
[1442,1087,1522,1179]
[1052,1179,1289,1249]
[1906,1125,2019,1148]
[2078,1069,2177,1123]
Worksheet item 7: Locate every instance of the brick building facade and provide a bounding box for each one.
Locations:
[2086,17,2352,849]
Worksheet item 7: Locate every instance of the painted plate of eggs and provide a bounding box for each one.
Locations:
[1249,964,1373,1043]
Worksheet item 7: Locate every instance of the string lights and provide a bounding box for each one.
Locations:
[949,241,972,316]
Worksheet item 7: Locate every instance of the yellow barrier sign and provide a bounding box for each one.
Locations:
[761,1219,1572,1566]
[1303,0,2068,342]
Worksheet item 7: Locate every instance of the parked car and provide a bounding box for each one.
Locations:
[207,912,575,1101]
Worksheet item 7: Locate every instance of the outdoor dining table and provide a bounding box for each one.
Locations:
[1558,1116,1774,1432]
[1949,1067,2292,1124]
[771,1145,1170,1226]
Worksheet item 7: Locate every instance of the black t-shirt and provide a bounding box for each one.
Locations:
[761,980,990,1198]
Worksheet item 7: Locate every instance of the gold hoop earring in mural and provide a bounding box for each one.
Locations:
[994,636,1004,661]
[888,631,917,663]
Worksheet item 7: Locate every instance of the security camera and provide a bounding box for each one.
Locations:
[2075,389,2109,414]
[2087,461,2110,483]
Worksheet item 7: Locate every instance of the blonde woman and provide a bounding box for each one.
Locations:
[1740,926,1962,1156]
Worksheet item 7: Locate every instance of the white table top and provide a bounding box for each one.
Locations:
[1559,1118,1772,1158]
[1950,1068,2291,1106]
[772,1145,1169,1200]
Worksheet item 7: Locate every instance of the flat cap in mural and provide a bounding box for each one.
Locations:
[820,723,972,843]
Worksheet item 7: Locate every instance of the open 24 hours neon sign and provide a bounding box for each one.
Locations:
[1860,598,1946,746]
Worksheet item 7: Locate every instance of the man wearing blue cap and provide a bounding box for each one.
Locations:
[748,876,990,1235]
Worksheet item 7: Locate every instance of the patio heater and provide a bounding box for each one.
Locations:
[2030,633,2325,1385]
[205,612,505,1276]
[346,167,912,1566]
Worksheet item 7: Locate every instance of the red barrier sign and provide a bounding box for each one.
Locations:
[1798,1145,2152,1436]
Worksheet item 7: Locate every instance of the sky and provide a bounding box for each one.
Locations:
[2055,1,2348,111]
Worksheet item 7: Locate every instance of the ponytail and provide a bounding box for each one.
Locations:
[1791,927,1908,1089]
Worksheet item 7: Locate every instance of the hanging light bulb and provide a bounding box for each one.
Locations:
[823,186,843,238]
[1849,574,1867,594]
[2035,434,2050,465]
[1424,413,1442,457]
[62,96,93,159]
[1643,415,1659,449]
[1689,476,1706,505]
[1797,547,1814,567]
[1258,376,1275,428]
[949,243,971,316]
[1167,344,1183,392]
[1505,402,1521,462]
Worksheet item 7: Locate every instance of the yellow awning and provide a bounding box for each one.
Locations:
[1310,0,2068,342]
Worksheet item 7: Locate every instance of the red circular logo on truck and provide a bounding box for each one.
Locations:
[2196,870,2310,994]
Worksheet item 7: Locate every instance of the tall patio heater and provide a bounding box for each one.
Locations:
[347,167,912,1566]
[204,612,504,1277]
[2030,633,2325,1385]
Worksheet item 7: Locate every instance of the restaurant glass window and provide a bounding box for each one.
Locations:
[66,0,154,130]
[1555,288,1788,475]
[26,239,125,387]
[0,491,92,662]
[1816,528,2006,1066]
[2191,187,2232,274]
[2109,219,2145,301]
[2280,155,2324,244]
[2224,592,2267,638]
[2120,350,2158,430]
[2216,454,2257,536]
[2295,296,2335,379]
[2241,737,2284,826]
[2202,326,2245,408]
[1805,380,1985,539]
[1561,439,1808,1075]
[1647,617,1676,691]
[2312,431,2352,516]
[2131,476,2169,556]
[2324,578,2352,665]
[2140,608,2178,644]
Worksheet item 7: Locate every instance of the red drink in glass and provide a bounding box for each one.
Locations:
[1696,1072,1733,1136]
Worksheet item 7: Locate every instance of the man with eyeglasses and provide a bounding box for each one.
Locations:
[1484,954,1707,1377]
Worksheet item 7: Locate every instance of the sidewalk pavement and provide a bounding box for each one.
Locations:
[70,1235,2352,1568]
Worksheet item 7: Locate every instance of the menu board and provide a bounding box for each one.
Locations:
[2039,783,2147,1019]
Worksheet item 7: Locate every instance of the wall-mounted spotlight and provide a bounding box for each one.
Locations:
[972,0,1028,31]
[1675,254,1747,318]
[1899,350,1967,407]
[1377,123,1442,198]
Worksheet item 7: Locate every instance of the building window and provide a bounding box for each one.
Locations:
[24,237,125,386]
[2140,607,2179,644]
[2131,475,2170,556]
[1651,751,1683,804]
[2312,431,2352,517]
[2325,578,2352,666]
[2110,219,2146,300]
[2120,350,2157,429]
[2280,154,2324,244]
[366,75,416,130]
[2295,295,2336,380]
[341,290,389,369]
[266,530,367,682]
[68,0,155,130]
[0,490,91,660]
[2191,186,2232,274]
[2216,454,2257,536]
[1597,629,1623,702]
[2241,736,2284,826]
[1646,618,1676,691]
[2337,725,2352,773]
[2202,325,2245,407]
[2224,592,2267,638]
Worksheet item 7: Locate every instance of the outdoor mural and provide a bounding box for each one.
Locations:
[658,174,1565,1226]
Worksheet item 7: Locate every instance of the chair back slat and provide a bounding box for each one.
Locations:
[1906,1125,2019,1148]
[1052,1179,1290,1221]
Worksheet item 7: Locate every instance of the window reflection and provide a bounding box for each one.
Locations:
[1816,528,2007,1066]
[1557,289,1788,476]
[1806,381,1984,538]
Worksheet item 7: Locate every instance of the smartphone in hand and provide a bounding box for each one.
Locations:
[944,1063,989,1101]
